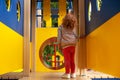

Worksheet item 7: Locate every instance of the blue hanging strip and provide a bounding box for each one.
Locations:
[37,2,41,9]
[70,0,73,10]
[68,0,73,10]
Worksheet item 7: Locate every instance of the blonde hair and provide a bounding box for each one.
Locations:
[62,13,77,30]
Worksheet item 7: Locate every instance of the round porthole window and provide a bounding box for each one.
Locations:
[5,0,11,11]
[17,1,21,22]
[96,0,102,11]
[39,37,64,70]
[88,1,92,21]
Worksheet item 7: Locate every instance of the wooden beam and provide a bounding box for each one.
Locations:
[31,0,36,72]
[78,0,87,76]
[23,0,31,77]
[73,0,80,75]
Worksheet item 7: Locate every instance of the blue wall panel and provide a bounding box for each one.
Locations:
[0,0,24,35]
[85,0,120,35]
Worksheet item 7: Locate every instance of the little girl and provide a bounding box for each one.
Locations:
[57,13,77,79]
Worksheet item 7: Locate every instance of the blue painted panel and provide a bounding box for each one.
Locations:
[0,0,24,36]
[85,0,120,35]
[36,0,72,2]
[92,78,120,80]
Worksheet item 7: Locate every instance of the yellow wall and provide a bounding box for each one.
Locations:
[86,13,120,77]
[36,0,67,72]
[0,22,23,75]
[36,28,64,72]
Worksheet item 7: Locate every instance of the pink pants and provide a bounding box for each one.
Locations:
[62,46,75,74]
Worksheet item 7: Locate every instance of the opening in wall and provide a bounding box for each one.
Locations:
[5,0,11,11]
[17,1,21,22]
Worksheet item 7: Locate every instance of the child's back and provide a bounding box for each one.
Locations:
[58,26,77,48]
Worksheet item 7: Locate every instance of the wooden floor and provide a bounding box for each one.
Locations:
[19,72,86,80]
[0,70,114,80]
[19,70,114,80]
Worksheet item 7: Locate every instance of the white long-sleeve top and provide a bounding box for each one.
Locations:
[57,25,78,48]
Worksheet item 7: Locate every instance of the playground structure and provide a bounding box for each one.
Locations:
[0,0,120,79]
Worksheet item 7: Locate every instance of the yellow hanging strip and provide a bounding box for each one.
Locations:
[43,0,51,28]
[58,0,66,26]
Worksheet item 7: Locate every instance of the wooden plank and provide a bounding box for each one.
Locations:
[0,72,23,79]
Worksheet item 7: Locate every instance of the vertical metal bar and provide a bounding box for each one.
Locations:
[23,0,31,76]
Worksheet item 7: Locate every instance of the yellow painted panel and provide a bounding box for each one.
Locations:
[58,0,66,26]
[86,13,120,77]
[43,0,51,27]
[0,22,23,75]
[36,28,64,72]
